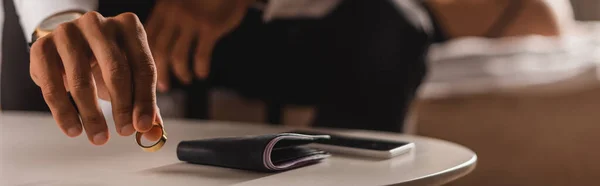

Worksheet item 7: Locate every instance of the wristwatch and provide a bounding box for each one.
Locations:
[29,11,84,46]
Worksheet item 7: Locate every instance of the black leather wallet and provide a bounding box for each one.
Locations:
[177,133,331,172]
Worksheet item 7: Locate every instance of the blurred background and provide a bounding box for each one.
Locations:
[1,0,599,185]
[571,0,600,20]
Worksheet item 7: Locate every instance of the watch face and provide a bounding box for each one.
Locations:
[38,12,83,31]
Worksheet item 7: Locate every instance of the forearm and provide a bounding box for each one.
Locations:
[13,0,98,42]
[425,0,573,38]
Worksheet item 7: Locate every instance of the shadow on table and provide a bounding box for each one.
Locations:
[139,162,273,183]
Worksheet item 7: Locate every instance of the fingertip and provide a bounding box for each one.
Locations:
[194,65,209,79]
[180,74,192,85]
[92,132,109,146]
[66,127,82,138]
[119,124,135,136]
[135,115,154,132]
[142,126,163,141]
[157,82,169,92]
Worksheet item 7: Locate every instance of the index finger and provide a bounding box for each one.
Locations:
[30,36,83,138]
[193,33,217,79]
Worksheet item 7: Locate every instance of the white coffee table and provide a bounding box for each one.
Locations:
[0,111,476,186]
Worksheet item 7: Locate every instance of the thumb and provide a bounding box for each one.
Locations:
[194,34,218,79]
[143,106,164,141]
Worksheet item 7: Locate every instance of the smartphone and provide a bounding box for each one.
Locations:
[287,130,415,159]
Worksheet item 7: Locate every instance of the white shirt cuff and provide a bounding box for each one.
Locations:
[13,0,98,42]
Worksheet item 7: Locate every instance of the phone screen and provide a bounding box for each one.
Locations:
[288,130,410,151]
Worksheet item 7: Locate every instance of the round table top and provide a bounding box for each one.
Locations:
[0,111,476,186]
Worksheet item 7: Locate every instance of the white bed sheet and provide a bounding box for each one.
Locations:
[419,22,600,99]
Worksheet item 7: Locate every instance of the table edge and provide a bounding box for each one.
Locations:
[394,154,477,186]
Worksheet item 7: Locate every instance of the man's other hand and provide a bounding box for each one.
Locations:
[145,0,253,92]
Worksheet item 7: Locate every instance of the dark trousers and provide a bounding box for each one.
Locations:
[3,0,430,132]
[205,1,430,132]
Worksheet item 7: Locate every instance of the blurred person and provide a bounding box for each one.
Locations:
[13,0,572,145]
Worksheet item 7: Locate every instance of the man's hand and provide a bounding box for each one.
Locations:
[29,12,162,145]
[145,0,254,92]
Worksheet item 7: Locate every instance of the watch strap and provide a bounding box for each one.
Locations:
[28,11,84,47]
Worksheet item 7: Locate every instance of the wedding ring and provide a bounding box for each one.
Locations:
[135,122,167,152]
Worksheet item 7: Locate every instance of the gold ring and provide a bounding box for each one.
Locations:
[135,122,167,152]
